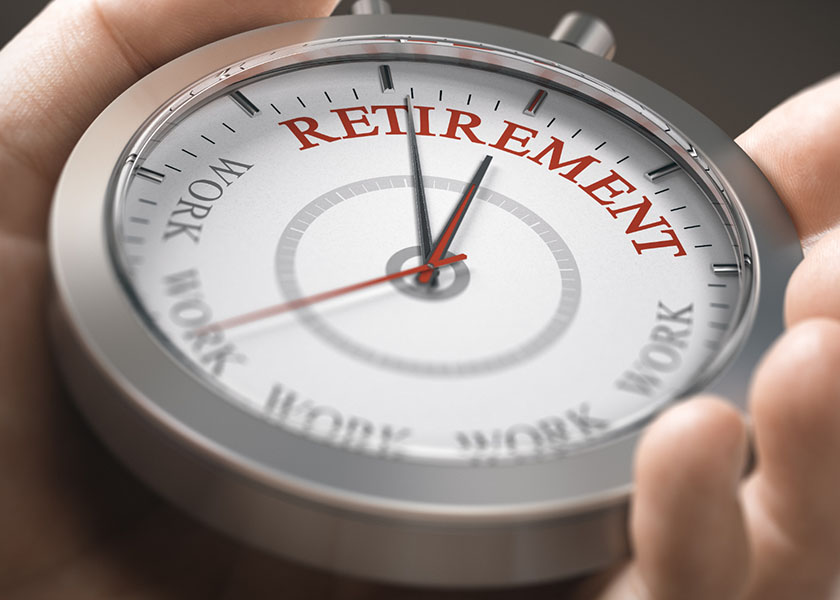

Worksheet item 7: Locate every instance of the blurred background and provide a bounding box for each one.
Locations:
[2,0,838,137]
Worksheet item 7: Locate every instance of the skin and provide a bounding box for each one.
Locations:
[0,1,838,598]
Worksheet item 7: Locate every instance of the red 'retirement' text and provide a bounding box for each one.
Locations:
[278,106,687,258]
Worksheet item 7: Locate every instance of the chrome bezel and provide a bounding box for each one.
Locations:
[50,15,801,586]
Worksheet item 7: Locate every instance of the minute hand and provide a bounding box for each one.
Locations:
[405,95,434,260]
[418,155,493,285]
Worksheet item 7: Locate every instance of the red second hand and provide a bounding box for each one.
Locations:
[205,252,467,333]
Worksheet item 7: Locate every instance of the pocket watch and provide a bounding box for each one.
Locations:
[49,0,802,587]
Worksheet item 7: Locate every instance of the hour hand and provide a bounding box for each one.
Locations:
[418,155,493,285]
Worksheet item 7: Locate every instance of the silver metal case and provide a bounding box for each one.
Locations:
[49,15,801,587]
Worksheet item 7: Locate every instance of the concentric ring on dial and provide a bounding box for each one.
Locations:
[275,175,582,376]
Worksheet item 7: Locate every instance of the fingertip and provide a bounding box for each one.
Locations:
[749,318,840,521]
[636,396,748,491]
[751,318,840,439]
[741,318,840,591]
[632,396,750,600]
[784,228,840,326]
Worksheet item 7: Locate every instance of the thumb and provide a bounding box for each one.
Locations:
[0,0,338,236]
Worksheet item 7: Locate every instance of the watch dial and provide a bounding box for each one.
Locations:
[112,50,751,464]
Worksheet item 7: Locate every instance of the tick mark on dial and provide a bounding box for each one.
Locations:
[654,188,669,195]
[645,162,680,182]
[493,99,500,111]
[467,93,472,105]
[230,90,260,117]
[439,89,443,101]
[222,122,236,133]
[694,244,713,248]
[181,148,197,158]
[710,302,730,309]
[708,283,727,288]
[201,135,215,145]
[296,96,306,108]
[546,117,556,127]
[408,87,413,99]
[683,224,701,230]
[270,103,281,115]
[129,216,149,225]
[617,155,630,164]
[378,65,395,93]
[124,235,145,244]
[709,321,728,330]
[670,205,687,212]
[164,164,181,173]
[712,263,740,275]
[594,141,606,151]
[135,167,165,184]
[523,89,547,116]
[324,91,333,103]
[571,128,582,138]
[138,198,157,206]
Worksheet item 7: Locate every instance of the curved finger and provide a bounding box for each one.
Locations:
[631,397,750,600]
[742,318,840,599]
[736,73,840,249]
[785,227,840,326]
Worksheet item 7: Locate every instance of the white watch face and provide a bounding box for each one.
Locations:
[111,51,750,465]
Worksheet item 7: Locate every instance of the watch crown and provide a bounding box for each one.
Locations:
[551,12,616,60]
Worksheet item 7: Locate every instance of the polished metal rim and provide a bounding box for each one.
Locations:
[49,14,802,586]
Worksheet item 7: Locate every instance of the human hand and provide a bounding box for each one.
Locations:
[1,1,839,598]
[577,77,840,600]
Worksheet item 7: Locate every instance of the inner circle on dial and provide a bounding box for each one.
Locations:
[385,246,471,301]
[275,175,581,376]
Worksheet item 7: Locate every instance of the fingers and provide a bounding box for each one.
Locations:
[0,0,339,238]
[741,318,840,599]
[785,227,840,326]
[738,73,840,599]
[631,397,750,600]
[736,73,840,249]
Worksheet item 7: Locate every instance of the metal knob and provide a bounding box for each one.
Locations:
[550,12,616,60]
[352,0,392,15]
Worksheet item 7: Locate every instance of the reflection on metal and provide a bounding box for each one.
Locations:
[646,161,681,182]
[352,0,392,15]
[551,12,617,60]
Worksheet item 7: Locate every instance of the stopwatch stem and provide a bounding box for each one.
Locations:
[550,12,616,60]
[351,0,392,15]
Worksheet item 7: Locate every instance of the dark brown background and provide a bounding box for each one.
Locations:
[1,1,838,597]
[4,0,838,137]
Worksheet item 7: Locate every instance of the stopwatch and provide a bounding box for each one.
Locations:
[49,0,802,587]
